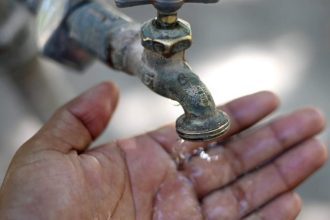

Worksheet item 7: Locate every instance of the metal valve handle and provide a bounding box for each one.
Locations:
[115,0,219,55]
[115,0,219,14]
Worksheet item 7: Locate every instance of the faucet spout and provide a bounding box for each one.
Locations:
[140,50,230,141]
[66,2,230,141]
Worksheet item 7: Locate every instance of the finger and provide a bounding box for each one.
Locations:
[201,138,327,219]
[22,82,119,153]
[243,192,301,220]
[148,91,279,155]
[183,108,325,197]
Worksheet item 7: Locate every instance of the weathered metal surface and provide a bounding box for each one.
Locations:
[141,50,230,141]
[141,18,192,56]
[36,0,93,70]
[67,1,230,141]
[116,0,219,57]
[17,0,41,14]
[113,0,230,140]
[67,3,138,69]
[0,2,36,68]
[0,0,13,24]
[157,12,178,26]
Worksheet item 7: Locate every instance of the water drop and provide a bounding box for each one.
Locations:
[173,139,191,170]
[192,147,219,162]
[172,139,220,170]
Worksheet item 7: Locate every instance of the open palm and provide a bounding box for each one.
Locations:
[0,82,327,220]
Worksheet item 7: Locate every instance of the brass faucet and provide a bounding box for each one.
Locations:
[17,0,231,141]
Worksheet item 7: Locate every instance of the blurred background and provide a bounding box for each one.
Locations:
[0,0,330,218]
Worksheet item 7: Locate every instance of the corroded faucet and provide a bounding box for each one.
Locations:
[19,0,230,141]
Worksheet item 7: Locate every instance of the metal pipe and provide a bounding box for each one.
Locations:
[16,0,41,14]
[66,3,138,68]
[0,0,13,24]
[0,1,37,69]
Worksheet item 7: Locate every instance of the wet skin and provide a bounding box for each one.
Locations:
[0,82,327,219]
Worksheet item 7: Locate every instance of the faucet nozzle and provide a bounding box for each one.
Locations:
[176,111,230,141]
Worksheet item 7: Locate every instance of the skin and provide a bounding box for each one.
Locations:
[0,82,327,220]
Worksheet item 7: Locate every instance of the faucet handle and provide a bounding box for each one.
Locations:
[115,0,219,55]
[115,0,219,14]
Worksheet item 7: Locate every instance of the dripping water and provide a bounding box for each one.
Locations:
[173,138,220,170]
[173,139,190,170]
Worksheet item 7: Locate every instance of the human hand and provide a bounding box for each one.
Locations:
[0,82,327,220]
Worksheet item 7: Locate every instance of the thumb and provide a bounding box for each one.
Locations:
[24,81,119,153]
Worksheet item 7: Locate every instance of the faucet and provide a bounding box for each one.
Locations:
[15,0,230,141]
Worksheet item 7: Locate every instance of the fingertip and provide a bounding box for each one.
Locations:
[68,81,120,139]
[228,90,280,114]
[221,90,280,134]
[100,81,120,114]
[322,142,328,163]
[254,90,280,109]
[315,140,328,167]
[292,192,302,209]
[19,82,120,154]
[289,192,302,219]
[280,192,302,219]
[95,81,120,106]
[244,192,302,220]
[301,107,326,131]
